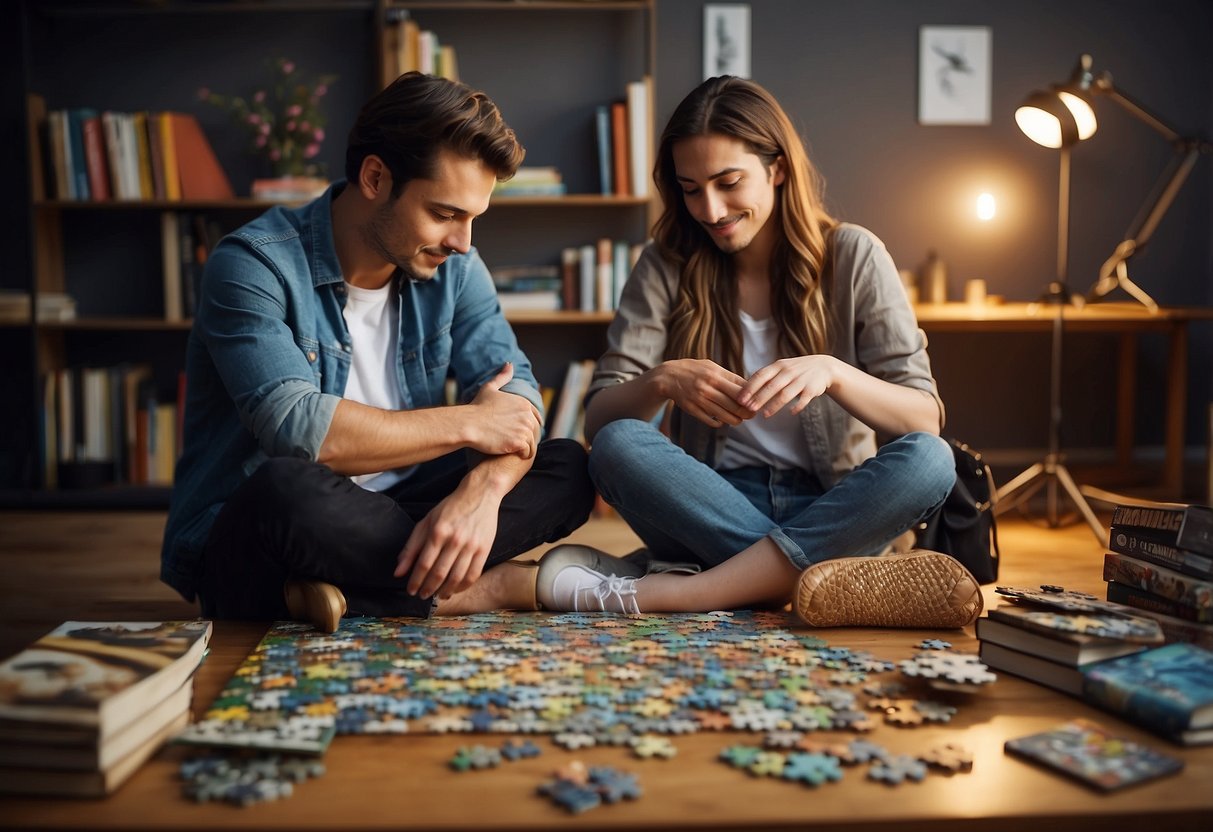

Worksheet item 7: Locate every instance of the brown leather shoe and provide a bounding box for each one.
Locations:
[793,549,983,629]
[284,580,347,633]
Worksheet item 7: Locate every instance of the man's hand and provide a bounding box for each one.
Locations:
[394,484,501,600]
[464,363,543,458]
[738,355,838,417]
[654,359,751,427]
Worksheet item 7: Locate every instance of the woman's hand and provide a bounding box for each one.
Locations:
[738,355,839,417]
[654,359,752,427]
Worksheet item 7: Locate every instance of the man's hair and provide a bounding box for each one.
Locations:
[654,76,837,371]
[345,72,525,197]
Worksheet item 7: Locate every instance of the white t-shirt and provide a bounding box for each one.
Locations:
[717,310,813,472]
[341,281,412,491]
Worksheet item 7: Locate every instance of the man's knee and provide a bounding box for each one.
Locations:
[903,432,956,498]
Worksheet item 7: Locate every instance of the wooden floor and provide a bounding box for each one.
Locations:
[4,508,1213,831]
[0,508,1109,662]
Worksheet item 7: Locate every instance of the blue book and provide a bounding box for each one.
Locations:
[1081,642,1213,745]
[66,110,90,200]
[594,104,612,196]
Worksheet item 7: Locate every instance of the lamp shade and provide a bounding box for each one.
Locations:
[1015,88,1097,148]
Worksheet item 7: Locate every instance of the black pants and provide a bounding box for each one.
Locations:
[198,439,594,619]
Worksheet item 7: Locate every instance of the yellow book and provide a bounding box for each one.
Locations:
[158,112,181,201]
[132,112,154,200]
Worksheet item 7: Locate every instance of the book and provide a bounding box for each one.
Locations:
[1109,526,1213,579]
[79,110,111,202]
[978,610,1149,666]
[65,109,89,200]
[610,100,629,196]
[0,708,189,797]
[594,104,612,196]
[1005,719,1184,792]
[1081,642,1213,745]
[978,641,1084,696]
[161,212,183,322]
[1107,600,1213,650]
[0,621,212,736]
[1103,551,1213,611]
[164,112,234,200]
[1107,580,1212,624]
[0,676,191,772]
[626,78,651,198]
[1111,503,1213,557]
[578,243,596,313]
[157,111,181,201]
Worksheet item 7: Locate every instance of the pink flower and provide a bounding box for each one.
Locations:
[255,135,267,148]
[246,113,262,125]
[282,61,295,74]
[269,149,281,161]
[313,128,325,141]
[260,123,271,135]
[304,143,321,159]
[315,84,328,97]
[300,121,311,132]
[253,90,266,104]
[286,104,302,117]
[286,120,297,132]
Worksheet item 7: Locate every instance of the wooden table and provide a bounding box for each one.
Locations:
[4,613,1212,831]
[913,302,1213,497]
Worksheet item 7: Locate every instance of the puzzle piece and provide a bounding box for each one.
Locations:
[630,735,677,759]
[500,739,542,761]
[868,754,929,785]
[179,752,324,807]
[537,778,601,814]
[718,744,763,769]
[588,766,643,803]
[449,744,502,772]
[919,742,973,772]
[782,752,844,786]
[900,652,997,690]
[918,639,952,650]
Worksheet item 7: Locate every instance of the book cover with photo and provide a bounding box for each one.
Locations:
[1081,642,1213,745]
[0,620,212,735]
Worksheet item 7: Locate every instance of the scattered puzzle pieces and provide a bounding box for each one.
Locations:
[919,743,974,772]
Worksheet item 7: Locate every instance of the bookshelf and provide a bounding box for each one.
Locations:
[9,0,656,504]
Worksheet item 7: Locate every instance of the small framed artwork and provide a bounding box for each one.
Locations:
[704,4,750,80]
[918,25,992,125]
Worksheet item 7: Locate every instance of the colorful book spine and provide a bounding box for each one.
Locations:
[1111,504,1213,557]
[594,104,612,197]
[1110,527,1213,579]
[1103,552,1213,611]
[1107,580,1213,624]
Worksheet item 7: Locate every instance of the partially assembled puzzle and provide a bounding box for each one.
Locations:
[176,611,993,755]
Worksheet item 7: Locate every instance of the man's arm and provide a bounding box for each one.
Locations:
[317,363,542,474]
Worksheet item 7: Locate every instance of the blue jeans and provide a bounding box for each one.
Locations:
[588,419,954,571]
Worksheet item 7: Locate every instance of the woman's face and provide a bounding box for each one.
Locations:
[671,133,785,256]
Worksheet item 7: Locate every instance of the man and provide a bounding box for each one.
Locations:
[162,72,594,632]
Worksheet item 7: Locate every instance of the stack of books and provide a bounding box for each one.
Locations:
[0,620,212,797]
[978,587,1213,745]
[1102,503,1213,649]
[976,602,1151,696]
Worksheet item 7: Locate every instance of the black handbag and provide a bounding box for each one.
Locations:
[915,438,1000,584]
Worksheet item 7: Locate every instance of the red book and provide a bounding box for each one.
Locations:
[164,113,233,200]
[610,101,629,197]
[80,113,111,202]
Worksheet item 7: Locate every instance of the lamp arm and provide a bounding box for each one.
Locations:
[1093,75,1182,142]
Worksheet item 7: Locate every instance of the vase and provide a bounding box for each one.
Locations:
[250,175,329,202]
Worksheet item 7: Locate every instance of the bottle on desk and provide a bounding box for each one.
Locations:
[919,250,948,304]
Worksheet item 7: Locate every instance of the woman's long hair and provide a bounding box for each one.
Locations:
[653,76,837,372]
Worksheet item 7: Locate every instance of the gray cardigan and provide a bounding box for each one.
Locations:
[585,223,945,487]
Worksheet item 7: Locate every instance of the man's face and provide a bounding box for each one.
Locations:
[671,133,784,256]
[363,148,497,281]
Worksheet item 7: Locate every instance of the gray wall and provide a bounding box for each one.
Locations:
[655,0,1213,470]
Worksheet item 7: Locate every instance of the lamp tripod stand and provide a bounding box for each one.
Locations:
[993,145,1105,542]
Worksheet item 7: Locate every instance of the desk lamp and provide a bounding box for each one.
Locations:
[1025,54,1212,311]
[997,57,1104,540]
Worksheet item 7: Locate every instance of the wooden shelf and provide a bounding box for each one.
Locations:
[41,1,375,17]
[388,1,649,11]
[38,317,193,332]
[504,310,613,324]
[35,194,651,210]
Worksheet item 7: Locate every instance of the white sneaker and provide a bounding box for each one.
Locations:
[546,564,642,615]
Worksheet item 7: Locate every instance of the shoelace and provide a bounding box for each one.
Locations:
[573,573,641,615]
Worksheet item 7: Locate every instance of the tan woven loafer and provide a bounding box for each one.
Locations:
[793,549,983,629]
[284,580,347,634]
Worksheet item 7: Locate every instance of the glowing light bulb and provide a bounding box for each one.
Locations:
[976,192,996,221]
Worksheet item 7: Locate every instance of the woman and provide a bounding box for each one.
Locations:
[535,76,981,628]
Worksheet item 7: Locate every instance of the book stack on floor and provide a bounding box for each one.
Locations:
[978,586,1213,745]
[0,620,212,797]
[1102,503,1213,649]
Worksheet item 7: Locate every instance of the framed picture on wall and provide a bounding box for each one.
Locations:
[918,25,991,125]
[704,4,750,80]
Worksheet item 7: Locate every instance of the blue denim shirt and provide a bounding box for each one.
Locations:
[161,181,542,601]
